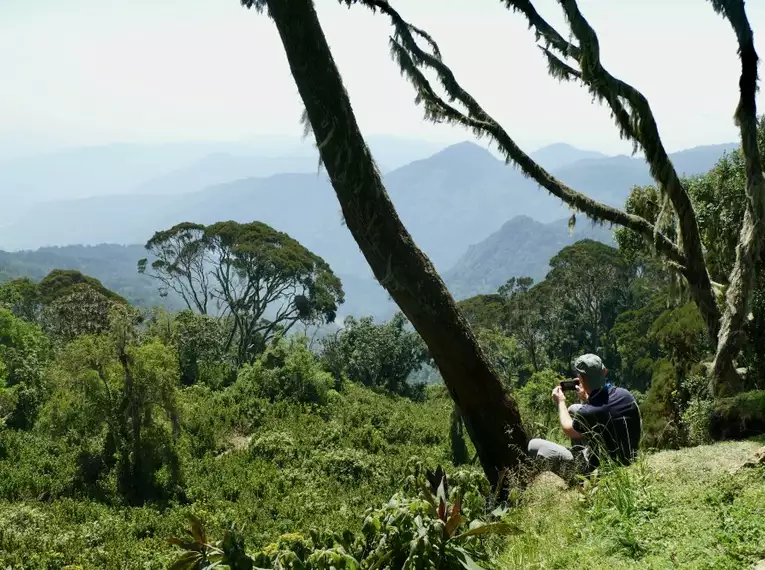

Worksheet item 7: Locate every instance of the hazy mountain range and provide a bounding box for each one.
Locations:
[443,215,616,300]
[0,137,739,318]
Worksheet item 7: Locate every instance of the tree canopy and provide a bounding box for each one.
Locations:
[140,220,344,364]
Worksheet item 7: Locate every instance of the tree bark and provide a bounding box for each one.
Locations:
[262,0,528,487]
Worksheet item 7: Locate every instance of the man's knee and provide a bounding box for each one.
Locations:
[527,438,574,461]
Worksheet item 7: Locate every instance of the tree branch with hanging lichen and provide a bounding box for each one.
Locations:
[348,0,765,392]
[352,0,686,270]
[503,0,720,342]
[706,0,765,394]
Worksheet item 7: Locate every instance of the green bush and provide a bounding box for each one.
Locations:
[316,448,380,482]
[250,431,298,466]
[640,359,683,450]
[710,390,765,440]
[320,313,430,398]
[679,373,714,446]
[169,466,516,570]
[238,337,333,406]
[516,369,563,439]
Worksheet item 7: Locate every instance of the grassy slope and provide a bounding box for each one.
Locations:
[499,438,765,569]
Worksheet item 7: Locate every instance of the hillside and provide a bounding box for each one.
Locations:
[0,141,735,282]
[530,142,607,170]
[0,244,183,310]
[500,439,765,569]
[444,215,615,299]
[0,136,447,221]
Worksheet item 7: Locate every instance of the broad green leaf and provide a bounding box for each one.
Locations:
[452,546,486,570]
[169,551,204,570]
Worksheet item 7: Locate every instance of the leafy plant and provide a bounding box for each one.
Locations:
[168,515,253,570]
[169,465,519,570]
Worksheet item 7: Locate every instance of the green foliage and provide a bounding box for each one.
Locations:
[457,294,507,332]
[37,312,182,505]
[610,293,665,392]
[544,240,632,366]
[516,369,565,440]
[238,336,333,406]
[710,390,765,440]
[169,465,518,570]
[148,309,235,388]
[0,307,51,428]
[140,221,345,365]
[0,277,42,321]
[640,360,682,450]
[320,313,430,398]
[649,302,710,372]
[42,283,125,342]
[472,327,525,387]
[617,119,765,386]
[37,269,128,306]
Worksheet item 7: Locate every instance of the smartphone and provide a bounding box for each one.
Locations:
[559,379,580,391]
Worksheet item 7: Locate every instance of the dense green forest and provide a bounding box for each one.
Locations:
[1,128,765,568]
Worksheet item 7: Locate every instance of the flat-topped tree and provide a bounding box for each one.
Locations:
[241,0,529,490]
[140,221,344,365]
[330,0,761,397]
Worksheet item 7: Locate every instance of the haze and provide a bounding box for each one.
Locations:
[2,0,764,159]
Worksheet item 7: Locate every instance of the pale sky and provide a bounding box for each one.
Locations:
[1,0,764,157]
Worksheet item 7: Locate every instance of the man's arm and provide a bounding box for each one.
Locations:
[552,386,582,439]
[558,400,582,439]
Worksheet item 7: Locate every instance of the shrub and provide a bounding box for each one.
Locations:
[517,369,563,439]
[678,373,714,446]
[320,313,430,398]
[238,337,333,406]
[640,359,683,450]
[710,390,765,440]
[169,466,518,570]
[316,448,380,482]
[250,431,298,466]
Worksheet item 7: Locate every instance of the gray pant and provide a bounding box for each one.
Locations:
[527,438,574,461]
[527,438,593,476]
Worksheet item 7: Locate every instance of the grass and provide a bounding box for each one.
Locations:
[499,437,765,569]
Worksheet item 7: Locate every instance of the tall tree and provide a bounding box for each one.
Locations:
[545,240,632,364]
[243,0,528,487]
[498,277,545,372]
[335,0,762,396]
[140,221,344,365]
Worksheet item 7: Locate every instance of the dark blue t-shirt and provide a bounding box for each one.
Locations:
[569,386,641,467]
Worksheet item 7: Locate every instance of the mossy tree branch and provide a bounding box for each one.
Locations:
[354,0,762,393]
[707,0,765,395]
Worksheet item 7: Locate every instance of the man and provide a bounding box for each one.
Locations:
[527,353,642,474]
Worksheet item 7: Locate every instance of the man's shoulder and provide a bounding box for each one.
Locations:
[611,386,637,403]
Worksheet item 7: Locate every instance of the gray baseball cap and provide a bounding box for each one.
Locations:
[573,354,606,388]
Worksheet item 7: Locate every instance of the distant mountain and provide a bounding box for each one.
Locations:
[552,142,739,207]
[443,216,615,299]
[0,136,447,217]
[0,143,568,275]
[0,139,736,312]
[530,143,608,171]
[0,244,182,310]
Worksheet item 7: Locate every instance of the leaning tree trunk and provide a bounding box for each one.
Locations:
[261,0,527,487]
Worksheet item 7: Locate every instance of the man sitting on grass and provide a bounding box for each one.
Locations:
[527,353,642,475]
